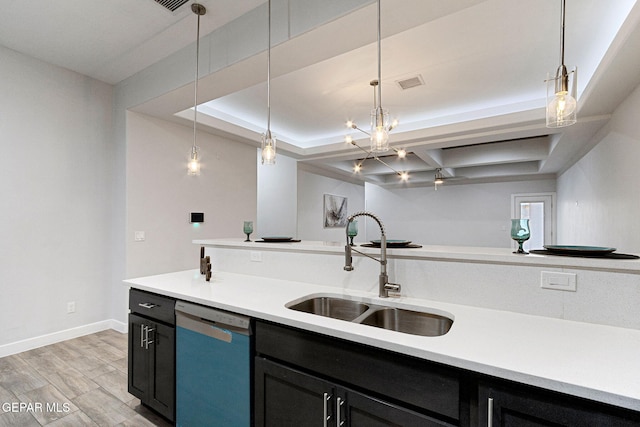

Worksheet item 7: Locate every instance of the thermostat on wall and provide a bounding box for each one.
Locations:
[190,212,204,223]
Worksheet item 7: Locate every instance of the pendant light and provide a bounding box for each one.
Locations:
[434,168,444,191]
[370,0,394,152]
[342,0,406,180]
[344,1,398,151]
[546,0,577,128]
[261,0,276,165]
[187,3,206,175]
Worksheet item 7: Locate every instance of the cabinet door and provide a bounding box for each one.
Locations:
[255,357,335,427]
[128,314,175,422]
[128,313,149,400]
[479,382,640,427]
[148,321,175,421]
[339,389,454,427]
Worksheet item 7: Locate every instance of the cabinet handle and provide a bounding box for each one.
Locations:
[140,324,146,348]
[140,324,154,349]
[487,397,493,427]
[138,302,157,309]
[323,392,331,427]
[336,397,344,427]
[145,327,155,349]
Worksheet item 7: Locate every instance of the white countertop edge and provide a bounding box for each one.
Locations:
[124,269,640,412]
[194,239,640,273]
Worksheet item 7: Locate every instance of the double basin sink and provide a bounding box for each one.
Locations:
[287,295,453,337]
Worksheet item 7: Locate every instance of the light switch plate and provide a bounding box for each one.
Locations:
[134,231,145,242]
[541,271,577,292]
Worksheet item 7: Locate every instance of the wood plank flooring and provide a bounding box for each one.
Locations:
[0,330,172,426]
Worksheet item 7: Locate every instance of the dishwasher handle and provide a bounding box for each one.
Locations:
[175,300,252,339]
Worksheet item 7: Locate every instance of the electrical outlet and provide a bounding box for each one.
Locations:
[134,231,145,242]
[541,271,577,292]
[250,251,262,262]
[67,301,76,314]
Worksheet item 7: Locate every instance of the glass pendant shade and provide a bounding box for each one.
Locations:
[187,146,200,175]
[546,65,577,128]
[370,106,390,153]
[434,168,444,190]
[261,131,276,165]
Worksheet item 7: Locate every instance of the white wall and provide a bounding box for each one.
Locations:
[297,170,365,242]
[364,180,556,247]
[0,46,115,348]
[557,82,640,253]
[126,112,257,278]
[110,1,373,324]
[257,151,298,237]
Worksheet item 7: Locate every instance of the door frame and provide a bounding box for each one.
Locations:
[511,192,556,249]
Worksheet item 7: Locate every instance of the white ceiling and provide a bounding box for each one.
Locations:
[0,0,264,84]
[2,0,640,187]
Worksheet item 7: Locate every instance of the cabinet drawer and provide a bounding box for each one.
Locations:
[129,288,175,325]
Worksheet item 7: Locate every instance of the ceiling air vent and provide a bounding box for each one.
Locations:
[153,0,190,12]
[396,75,425,90]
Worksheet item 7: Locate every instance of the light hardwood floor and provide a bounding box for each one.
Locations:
[0,330,172,426]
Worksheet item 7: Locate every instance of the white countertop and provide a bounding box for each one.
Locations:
[125,269,640,411]
[194,239,640,273]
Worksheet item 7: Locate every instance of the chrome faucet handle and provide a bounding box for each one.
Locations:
[384,282,402,298]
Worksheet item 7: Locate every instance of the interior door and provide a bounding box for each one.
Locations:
[511,193,556,251]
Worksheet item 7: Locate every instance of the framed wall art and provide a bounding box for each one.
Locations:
[323,194,348,228]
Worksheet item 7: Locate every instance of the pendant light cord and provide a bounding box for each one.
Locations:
[193,7,202,150]
[376,0,382,110]
[559,0,566,66]
[267,0,271,134]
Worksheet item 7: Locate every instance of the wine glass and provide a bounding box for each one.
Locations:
[243,221,254,242]
[511,219,530,254]
[347,220,358,246]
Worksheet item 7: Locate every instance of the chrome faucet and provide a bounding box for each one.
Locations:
[344,211,401,298]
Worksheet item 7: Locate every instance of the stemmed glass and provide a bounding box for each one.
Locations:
[347,220,358,246]
[243,221,254,242]
[511,219,531,254]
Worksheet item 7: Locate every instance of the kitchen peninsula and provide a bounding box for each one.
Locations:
[126,239,640,425]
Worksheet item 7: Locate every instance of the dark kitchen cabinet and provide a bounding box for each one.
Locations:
[128,289,176,422]
[478,379,640,427]
[255,357,450,427]
[255,356,333,426]
[254,321,464,426]
[343,388,450,427]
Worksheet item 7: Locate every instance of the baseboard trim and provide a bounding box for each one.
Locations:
[0,319,128,358]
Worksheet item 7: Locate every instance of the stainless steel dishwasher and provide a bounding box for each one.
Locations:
[175,300,252,427]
